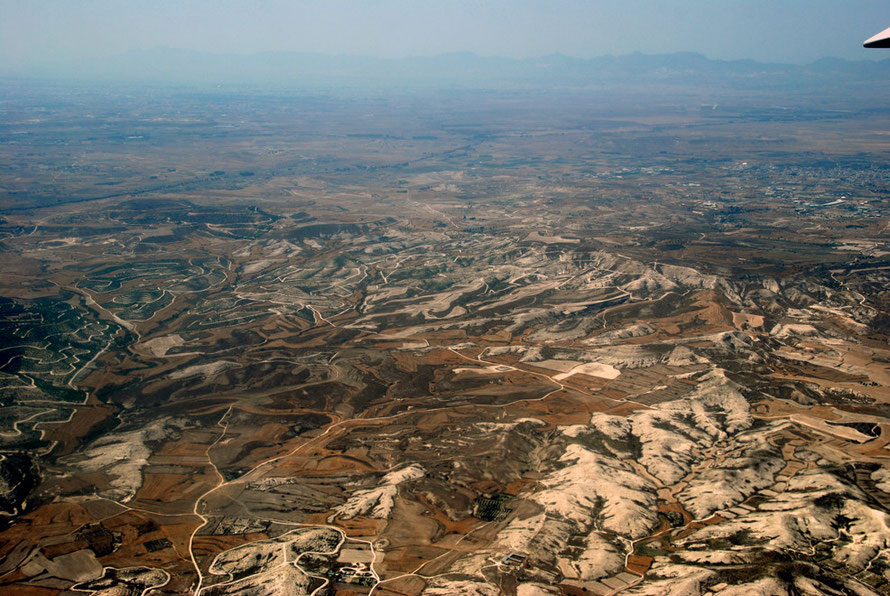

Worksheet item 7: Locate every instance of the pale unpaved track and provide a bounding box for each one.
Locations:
[189,406,233,595]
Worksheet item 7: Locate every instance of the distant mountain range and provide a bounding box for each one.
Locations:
[8,48,890,89]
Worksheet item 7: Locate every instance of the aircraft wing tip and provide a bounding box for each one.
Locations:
[865,26,890,48]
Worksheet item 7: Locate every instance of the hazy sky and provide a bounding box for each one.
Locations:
[2,0,889,68]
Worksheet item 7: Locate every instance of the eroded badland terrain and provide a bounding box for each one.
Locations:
[2,78,890,595]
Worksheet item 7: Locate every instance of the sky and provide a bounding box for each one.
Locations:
[2,0,889,70]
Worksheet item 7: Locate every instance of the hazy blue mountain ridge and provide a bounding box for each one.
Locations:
[6,48,890,90]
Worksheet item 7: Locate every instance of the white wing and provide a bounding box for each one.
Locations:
[864,26,890,48]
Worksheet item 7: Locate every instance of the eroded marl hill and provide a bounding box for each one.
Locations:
[1,81,889,595]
